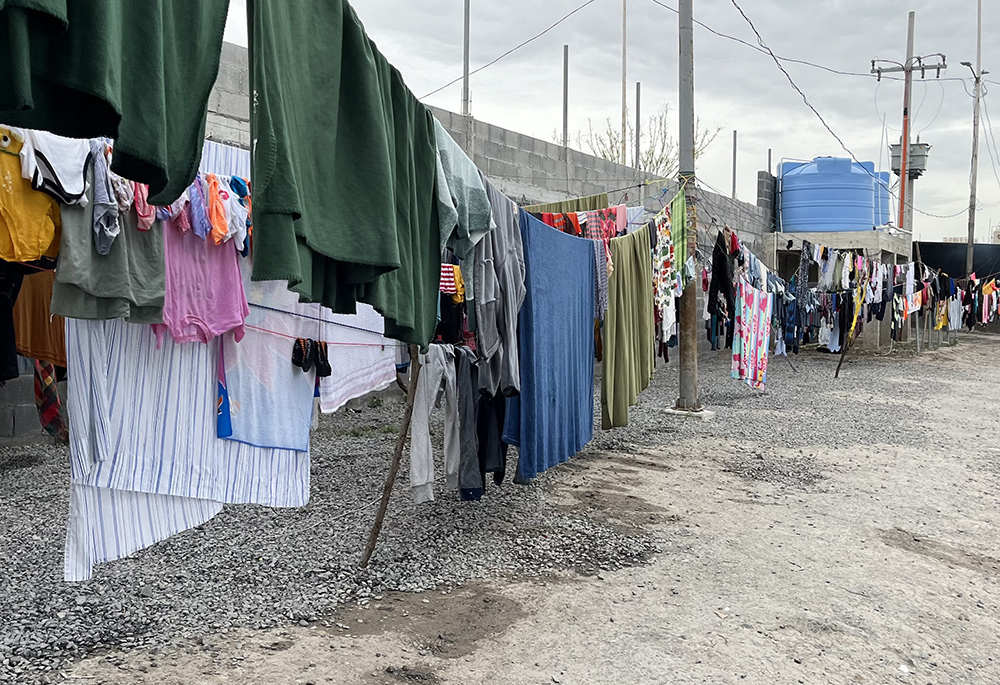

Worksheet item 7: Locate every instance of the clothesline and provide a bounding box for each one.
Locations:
[243,324,405,348]
[247,302,390,338]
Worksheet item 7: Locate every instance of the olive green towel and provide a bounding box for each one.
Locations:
[602,227,655,429]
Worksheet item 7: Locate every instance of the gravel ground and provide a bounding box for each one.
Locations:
[0,331,972,683]
[0,384,653,683]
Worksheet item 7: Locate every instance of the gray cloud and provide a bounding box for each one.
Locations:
[226,0,1000,240]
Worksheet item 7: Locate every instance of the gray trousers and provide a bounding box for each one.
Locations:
[410,344,459,503]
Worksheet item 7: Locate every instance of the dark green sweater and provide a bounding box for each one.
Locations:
[249,0,439,347]
[0,0,229,205]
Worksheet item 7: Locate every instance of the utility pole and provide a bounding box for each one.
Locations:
[635,82,641,169]
[621,0,628,165]
[899,13,914,233]
[964,0,985,276]
[461,0,471,116]
[676,0,699,412]
[731,130,738,199]
[562,45,570,148]
[871,13,946,235]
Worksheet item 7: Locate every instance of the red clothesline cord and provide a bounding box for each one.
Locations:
[242,324,405,348]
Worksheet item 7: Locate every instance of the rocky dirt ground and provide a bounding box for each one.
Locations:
[4,332,1000,684]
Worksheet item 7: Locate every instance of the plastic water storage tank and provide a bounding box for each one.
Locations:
[779,157,880,233]
[874,171,891,227]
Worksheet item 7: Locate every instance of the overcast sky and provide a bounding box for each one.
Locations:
[224,0,998,241]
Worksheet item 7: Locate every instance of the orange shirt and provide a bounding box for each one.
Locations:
[206,173,229,245]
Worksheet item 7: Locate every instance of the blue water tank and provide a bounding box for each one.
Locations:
[779,157,881,233]
[874,171,891,226]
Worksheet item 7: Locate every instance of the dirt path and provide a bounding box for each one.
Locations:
[66,336,1000,684]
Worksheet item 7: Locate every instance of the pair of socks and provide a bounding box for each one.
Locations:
[292,338,331,378]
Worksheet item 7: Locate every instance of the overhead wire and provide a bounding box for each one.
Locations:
[978,87,1000,199]
[419,0,601,100]
[647,0,969,86]
[725,0,971,221]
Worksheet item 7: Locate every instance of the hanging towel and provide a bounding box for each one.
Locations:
[223,258,321,453]
[602,227,655,429]
[317,303,398,414]
[503,210,595,481]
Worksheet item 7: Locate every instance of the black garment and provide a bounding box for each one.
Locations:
[436,297,464,344]
[476,391,508,491]
[838,292,851,349]
[707,231,735,348]
[454,346,481,500]
[795,240,811,347]
[0,262,25,385]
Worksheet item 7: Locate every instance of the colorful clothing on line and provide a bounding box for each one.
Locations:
[653,210,679,305]
[731,281,773,390]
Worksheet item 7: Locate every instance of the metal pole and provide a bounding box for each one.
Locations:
[966,0,983,275]
[635,82,641,169]
[676,0,699,411]
[731,130,738,199]
[621,0,628,165]
[898,12,915,232]
[767,148,772,175]
[461,0,471,116]
[562,45,570,148]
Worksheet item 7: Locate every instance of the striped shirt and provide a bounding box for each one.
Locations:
[440,264,457,294]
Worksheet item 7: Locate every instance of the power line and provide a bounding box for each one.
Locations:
[647,0,969,86]
[917,80,946,135]
[726,0,970,221]
[420,0,601,100]
[978,89,1000,199]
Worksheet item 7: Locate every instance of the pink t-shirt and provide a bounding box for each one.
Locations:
[152,214,249,347]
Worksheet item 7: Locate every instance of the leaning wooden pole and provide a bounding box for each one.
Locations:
[360,345,422,568]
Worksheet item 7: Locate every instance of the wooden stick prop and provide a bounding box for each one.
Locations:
[360,345,422,568]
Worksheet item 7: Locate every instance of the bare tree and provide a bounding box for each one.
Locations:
[557,104,721,178]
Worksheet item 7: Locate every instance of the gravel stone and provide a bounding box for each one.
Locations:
[0,344,931,683]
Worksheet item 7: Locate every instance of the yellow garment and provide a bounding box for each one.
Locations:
[984,280,997,298]
[452,265,465,304]
[0,128,61,262]
[935,301,947,330]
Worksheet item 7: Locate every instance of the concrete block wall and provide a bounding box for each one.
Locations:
[204,43,252,150]
[0,372,42,443]
[428,106,665,206]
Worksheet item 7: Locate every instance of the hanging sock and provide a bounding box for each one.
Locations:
[314,340,332,378]
[292,337,315,372]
